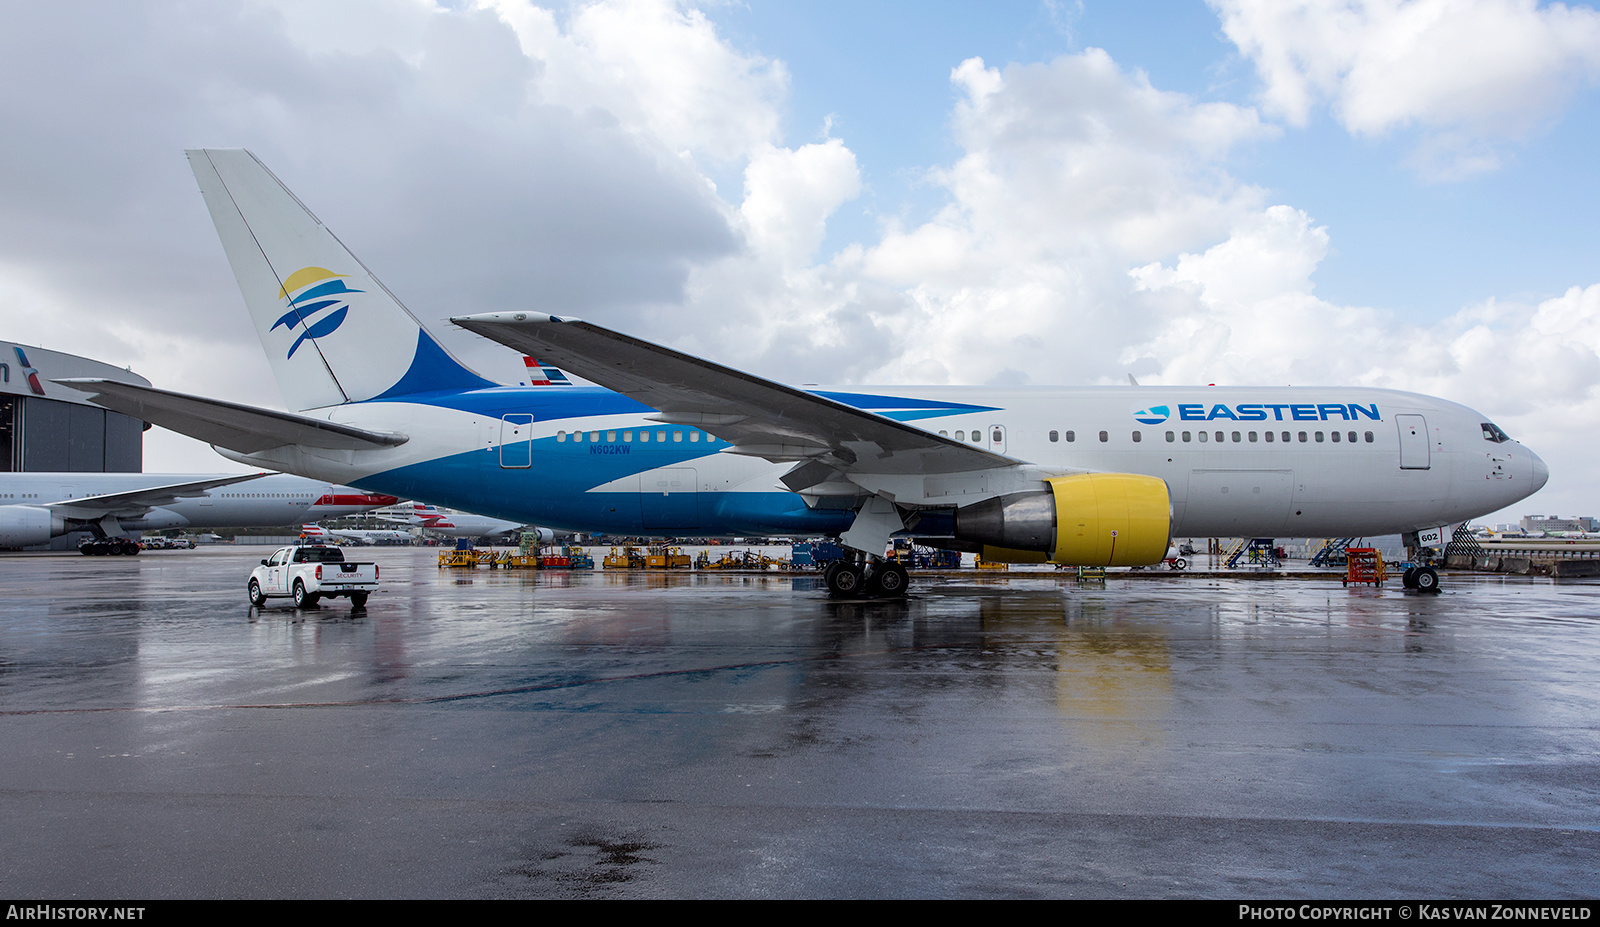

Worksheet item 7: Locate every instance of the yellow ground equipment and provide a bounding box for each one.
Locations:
[695,549,789,571]
[604,546,647,569]
[646,545,691,569]
[438,548,478,568]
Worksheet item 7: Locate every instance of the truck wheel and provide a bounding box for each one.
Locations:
[350,592,368,610]
[292,580,319,608]
[1173,558,1187,571]
[248,580,266,607]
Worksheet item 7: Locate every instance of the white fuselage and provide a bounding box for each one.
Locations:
[217,384,1546,541]
[0,473,396,535]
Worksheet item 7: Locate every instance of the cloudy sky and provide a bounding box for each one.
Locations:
[2,0,1597,524]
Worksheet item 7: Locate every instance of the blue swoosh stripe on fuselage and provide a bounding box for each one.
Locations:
[349,442,853,536]
[356,385,1002,423]
[810,391,998,412]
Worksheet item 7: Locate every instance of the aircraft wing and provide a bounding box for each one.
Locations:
[44,473,267,518]
[451,313,1015,477]
[55,379,410,453]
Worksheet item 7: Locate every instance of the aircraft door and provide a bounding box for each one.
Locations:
[988,425,1007,455]
[500,415,533,469]
[1396,415,1430,470]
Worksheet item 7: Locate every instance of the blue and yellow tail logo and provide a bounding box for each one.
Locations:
[271,267,363,358]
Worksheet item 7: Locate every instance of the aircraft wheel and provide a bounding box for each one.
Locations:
[826,562,863,597]
[1414,568,1440,594]
[350,592,368,610]
[292,580,319,608]
[822,561,846,587]
[869,562,910,598]
[1402,567,1418,589]
[248,580,266,607]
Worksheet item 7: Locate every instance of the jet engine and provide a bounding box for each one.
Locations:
[0,506,65,549]
[953,473,1171,566]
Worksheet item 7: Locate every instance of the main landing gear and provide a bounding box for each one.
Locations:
[823,558,910,599]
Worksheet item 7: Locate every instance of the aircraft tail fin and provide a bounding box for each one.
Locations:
[186,149,495,412]
[521,356,572,386]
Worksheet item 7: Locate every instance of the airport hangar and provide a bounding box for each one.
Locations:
[2,339,152,547]
[1,339,149,473]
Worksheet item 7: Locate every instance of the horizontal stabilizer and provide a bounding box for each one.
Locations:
[56,379,409,454]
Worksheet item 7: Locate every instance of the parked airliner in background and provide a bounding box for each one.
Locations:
[0,470,398,552]
[299,523,415,546]
[62,149,1549,594]
[380,502,534,541]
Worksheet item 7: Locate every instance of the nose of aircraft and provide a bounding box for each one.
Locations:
[1529,447,1550,493]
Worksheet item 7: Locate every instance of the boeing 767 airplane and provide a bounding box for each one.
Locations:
[60,150,1547,594]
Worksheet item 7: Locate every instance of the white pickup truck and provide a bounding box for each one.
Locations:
[248,545,379,609]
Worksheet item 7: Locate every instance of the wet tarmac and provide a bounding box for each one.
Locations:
[1,547,1597,899]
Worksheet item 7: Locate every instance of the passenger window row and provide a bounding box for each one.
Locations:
[555,429,711,443]
[1168,430,1374,444]
[1043,430,1377,444]
[937,429,1005,443]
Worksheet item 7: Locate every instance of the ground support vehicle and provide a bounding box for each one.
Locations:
[1342,548,1386,587]
[887,539,960,570]
[604,546,647,569]
[249,545,379,609]
[792,540,848,570]
[646,545,691,569]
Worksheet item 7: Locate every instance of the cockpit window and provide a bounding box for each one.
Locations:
[1481,423,1511,443]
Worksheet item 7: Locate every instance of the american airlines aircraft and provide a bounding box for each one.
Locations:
[298,523,415,545]
[0,471,398,552]
[381,503,532,541]
[61,150,1548,594]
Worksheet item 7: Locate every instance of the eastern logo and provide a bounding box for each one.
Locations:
[1133,405,1170,425]
[1132,401,1384,423]
[271,267,364,359]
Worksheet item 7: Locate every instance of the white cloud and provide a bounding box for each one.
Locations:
[740,139,862,267]
[487,0,786,163]
[838,51,1274,386]
[1212,0,1600,177]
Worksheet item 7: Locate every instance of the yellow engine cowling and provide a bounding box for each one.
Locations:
[1045,473,1171,566]
[956,473,1171,566]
